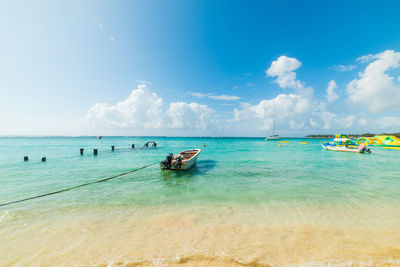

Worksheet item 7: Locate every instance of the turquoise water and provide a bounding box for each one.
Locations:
[1,137,399,209]
[1,137,400,266]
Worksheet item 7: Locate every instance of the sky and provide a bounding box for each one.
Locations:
[1,0,400,136]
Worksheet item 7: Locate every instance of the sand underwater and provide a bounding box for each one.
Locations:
[1,137,400,266]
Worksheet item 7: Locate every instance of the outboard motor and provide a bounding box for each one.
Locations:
[358,145,366,153]
[358,144,371,153]
[161,153,173,170]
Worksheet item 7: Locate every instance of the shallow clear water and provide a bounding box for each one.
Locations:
[1,137,400,266]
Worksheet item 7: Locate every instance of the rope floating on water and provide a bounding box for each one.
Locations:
[0,162,158,208]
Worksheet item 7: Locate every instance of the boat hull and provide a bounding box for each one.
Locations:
[160,149,201,171]
[322,144,365,153]
[265,137,281,141]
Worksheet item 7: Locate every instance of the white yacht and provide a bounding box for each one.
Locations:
[265,119,280,141]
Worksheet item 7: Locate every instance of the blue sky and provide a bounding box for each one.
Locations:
[1,0,400,136]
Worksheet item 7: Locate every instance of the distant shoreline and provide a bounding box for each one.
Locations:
[1,133,400,138]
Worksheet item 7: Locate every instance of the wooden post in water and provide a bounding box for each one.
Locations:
[94,149,98,155]
[80,148,84,155]
[132,144,135,148]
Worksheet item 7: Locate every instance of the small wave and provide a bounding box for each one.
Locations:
[86,256,400,267]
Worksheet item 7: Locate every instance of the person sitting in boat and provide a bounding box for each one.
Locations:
[173,154,184,160]
[172,153,184,168]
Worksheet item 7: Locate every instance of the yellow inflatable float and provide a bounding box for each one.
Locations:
[384,147,400,150]
[356,135,400,147]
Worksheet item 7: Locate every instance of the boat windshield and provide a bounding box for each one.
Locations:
[334,138,355,146]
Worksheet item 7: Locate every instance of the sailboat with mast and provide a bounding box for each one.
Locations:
[265,118,280,141]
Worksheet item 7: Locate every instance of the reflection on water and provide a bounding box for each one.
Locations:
[196,159,217,175]
[160,160,217,187]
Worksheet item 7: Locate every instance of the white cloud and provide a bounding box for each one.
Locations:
[317,112,357,130]
[358,118,368,127]
[318,111,336,130]
[326,80,339,102]
[289,120,305,130]
[266,56,304,90]
[229,55,363,134]
[347,49,400,113]
[332,64,357,72]
[165,102,216,130]
[375,116,400,128]
[266,55,314,98]
[309,119,318,128]
[10,51,400,137]
[81,83,217,133]
[357,54,375,63]
[81,83,163,129]
[229,91,361,135]
[340,115,357,129]
[190,92,240,101]
[343,116,400,132]
[209,94,240,101]
[190,92,209,98]
[232,93,311,131]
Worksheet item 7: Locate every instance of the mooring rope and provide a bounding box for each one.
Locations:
[0,162,158,208]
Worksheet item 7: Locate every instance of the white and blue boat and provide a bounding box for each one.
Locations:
[322,135,371,153]
[160,149,201,170]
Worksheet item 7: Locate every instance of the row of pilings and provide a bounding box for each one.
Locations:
[24,144,138,162]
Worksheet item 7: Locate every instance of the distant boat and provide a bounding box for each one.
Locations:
[160,149,201,170]
[265,119,280,141]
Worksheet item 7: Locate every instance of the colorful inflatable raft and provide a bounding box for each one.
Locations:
[355,135,400,147]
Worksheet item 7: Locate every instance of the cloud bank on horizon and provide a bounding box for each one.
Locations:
[77,49,400,136]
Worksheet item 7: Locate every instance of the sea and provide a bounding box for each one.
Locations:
[1,136,400,266]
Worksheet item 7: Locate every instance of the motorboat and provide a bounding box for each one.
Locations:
[160,149,201,170]
[322,135,371,153]
[322,143,370,153]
